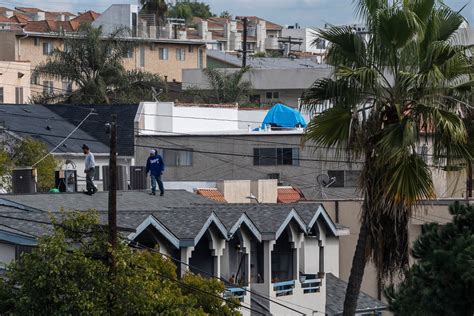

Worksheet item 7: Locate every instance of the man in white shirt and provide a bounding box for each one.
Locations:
[82,144,97,195]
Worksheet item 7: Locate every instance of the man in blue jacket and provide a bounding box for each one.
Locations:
[146,149,165,196]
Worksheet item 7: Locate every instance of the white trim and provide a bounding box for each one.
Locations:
[229,213,262,242]
[275,209,307,240]
[308,204,349,236]
[127,215,180,248]
[193,212,228,245]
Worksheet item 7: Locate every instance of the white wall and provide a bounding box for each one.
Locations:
[324,237,340,277]
[237,109,267,129]
[282,28,327,55]
[93,4,138,36]
[0,242,16,266]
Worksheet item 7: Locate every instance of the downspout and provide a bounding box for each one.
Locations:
[17,31,29,61]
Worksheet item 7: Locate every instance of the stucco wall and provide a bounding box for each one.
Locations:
[0,61,31,103]
[0,242,16,265]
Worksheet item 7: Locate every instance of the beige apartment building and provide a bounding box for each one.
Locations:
[0,60,31,104]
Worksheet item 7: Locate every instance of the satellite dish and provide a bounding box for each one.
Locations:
[317,174,336,188]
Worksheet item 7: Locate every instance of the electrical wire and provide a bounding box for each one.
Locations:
[31,109,96,167]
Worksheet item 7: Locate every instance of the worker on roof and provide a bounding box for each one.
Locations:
[146,149,165,196]
[82,144,97,196]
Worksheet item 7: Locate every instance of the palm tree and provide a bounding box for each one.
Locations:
[188,67,253,104]
[34,24,166,104]
[302,1,472,315]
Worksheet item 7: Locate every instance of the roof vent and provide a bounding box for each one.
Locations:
[46,125,51,130]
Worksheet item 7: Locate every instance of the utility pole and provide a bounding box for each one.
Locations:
[242,17,248,68]
[108,114,118,271]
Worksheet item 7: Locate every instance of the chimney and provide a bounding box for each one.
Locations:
[198,20,208,39]
[11,168,37,194]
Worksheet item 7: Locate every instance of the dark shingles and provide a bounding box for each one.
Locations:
[44,104,139,156]
[0,104,109,153]
[2,190,215,213]
[326,273,387,315]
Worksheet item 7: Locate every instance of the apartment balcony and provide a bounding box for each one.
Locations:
[224,287,246,302]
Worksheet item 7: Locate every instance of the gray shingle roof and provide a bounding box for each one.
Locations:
[1,190,215,212]
[0,104,109,153]
[326,273,387,315]
[44,104,139,157]
[207,49,330,69]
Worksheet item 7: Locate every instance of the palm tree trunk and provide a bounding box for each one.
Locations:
[343,217,369,316]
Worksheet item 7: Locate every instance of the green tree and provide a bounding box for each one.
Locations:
[11,138,58,191]
[139,0,168,26]
[33,24,166,104]
[386,202,474,315]
[188,67,252,103]
[301,1,472,314]
[0,210,240,315]
[219,10,232,19]
[168,1,214,23]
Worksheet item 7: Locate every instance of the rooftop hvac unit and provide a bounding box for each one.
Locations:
[129,166,148,190]
[55,170,77,193]
[102,165,128,191]
[12,168,36,194]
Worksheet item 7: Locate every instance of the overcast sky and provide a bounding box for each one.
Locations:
[6,0,473,27]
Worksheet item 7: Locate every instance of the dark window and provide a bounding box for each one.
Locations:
[319,240,324,273]
[34,37,40,46]
[266,91,273,99]
[43,81,54,95]
[139,46,145,67]
[132,12,137,37]
[42,42,52,55]
[163,149,193,166]
[176,48,185,61]
[327,170,344,187]
[254,148,299,166]
[198,48,204,68]
[15,87,23,104]
[0,87,4,103]
[124,48,133,59]
[62,81,72,94]
[94,166,100,180]
[31,74,39,85]
[159,47,168,60]
[188,45,194,53]
[267,173,280,180]
[345,170,361,187]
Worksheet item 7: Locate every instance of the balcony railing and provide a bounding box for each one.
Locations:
[301,278,322,294]
[273,280,295,297]
[224,287,246,302]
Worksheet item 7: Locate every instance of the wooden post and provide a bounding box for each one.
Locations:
[108,114,118,270]
[242,17,248,68]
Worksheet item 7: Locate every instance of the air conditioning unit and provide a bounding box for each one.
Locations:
[55,170,77,192]
[102,165,128,191]
[12,168,37,194]
[129,166,148,190]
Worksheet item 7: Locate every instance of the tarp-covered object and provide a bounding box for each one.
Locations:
[261,103,307,129]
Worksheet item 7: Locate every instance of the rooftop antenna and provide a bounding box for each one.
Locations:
[316,174,336,199]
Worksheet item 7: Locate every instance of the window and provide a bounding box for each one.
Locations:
[139,46,145,67]
[42,42,52,55]
[163,149,193,166]
[43,81,54,95]
[267,173,280,180]
[15,87,23,104]
[0,87,4,103]
[253,148,299,166]
[159,47,168,60]
[417,145,429,163]
[33,37,40,46]
[327,170,361,187]
[62,81,72,94]
[124,48,133,59]
[176,48,185,61]
[31,74,39,85]
[266,91,280,99]
[198,48,204,68]
[188,45,194,53]
[94,166,100,180]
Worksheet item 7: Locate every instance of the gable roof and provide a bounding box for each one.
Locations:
[326,273,387,315]
[0,104,109,154]
[44,104,139,157]
[9,14,29,23]
[0,15,11,22]
[72,10,100,23]
[23,20,80,33]
[15,7,43,13]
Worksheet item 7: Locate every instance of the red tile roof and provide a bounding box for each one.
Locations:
[72,10,100,23]
[277,187,303,204]
[9,13,29,23]
[235,16,282,30]
[15,7,43,13]
[0,15,11,22]
[23,20,80,33]
[196,188,227,203]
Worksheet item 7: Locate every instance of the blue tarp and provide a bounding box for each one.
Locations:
[261,103,307,129]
